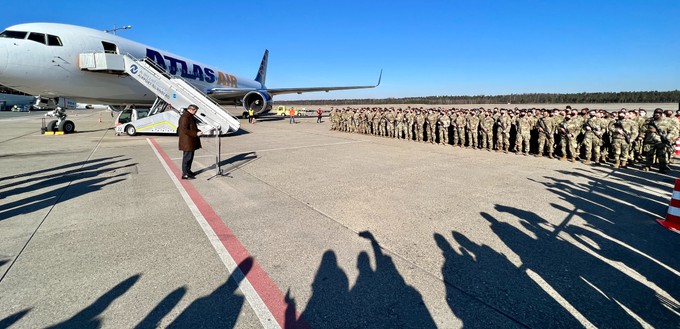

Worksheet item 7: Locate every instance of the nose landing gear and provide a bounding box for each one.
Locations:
[41,107,76,134]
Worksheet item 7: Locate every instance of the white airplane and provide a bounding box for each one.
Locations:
[0,22,380,115]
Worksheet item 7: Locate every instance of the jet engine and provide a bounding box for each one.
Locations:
[242,91,272,115]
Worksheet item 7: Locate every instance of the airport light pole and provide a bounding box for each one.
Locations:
[105,24,132,35]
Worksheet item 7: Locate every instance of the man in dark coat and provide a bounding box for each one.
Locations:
[178,104,203,179]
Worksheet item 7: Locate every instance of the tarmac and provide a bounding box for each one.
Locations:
[0,108,679,328]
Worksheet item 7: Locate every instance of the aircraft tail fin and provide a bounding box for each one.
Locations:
[255,49,268,86]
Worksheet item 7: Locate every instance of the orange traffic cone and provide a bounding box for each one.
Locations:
[657,179,680,232]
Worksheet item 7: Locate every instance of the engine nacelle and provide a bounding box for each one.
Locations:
[242,91,272,115]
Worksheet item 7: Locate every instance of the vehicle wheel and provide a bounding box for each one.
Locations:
[125,125,136,136]
[46,120,58,131]
[59,120,75,133]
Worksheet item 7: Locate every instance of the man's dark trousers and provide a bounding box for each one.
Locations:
[182,151,195,176]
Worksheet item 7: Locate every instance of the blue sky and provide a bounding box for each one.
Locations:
[3,0,679,100]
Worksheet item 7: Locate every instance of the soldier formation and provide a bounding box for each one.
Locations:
[329,106,679,174]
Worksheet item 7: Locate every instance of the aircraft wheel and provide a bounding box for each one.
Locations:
[59,120,75,134]
[46,120,58,131]
[125,125,137,136]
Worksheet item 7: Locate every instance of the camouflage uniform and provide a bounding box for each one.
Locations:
[379,111,387,137]
[582,116,605,164]
[466,112,480,149]
[427,111,439,144]
[514,114,532,155]
[599,114,612,162]
[352,110,361,133]
[415,111,426,142]
[608,116,636,167]
[438,112,451,145]
[453,112,466,147]
[479,114,494,150]
[372,111,382,136]
[385,110,395,138]
[641,113,673,172]
[536,114,556,158]
[395,111,404,139]
[557,117,580,161]
[496,113,512,152]
[405,111,415,141]
[330,109,339,130]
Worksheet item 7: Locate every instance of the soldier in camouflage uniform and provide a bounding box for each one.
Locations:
[608,110,636,168]
[385,109,395,138]
[479,110,494,151]
[378,109,387,137]
[466,110,480,149]
[514,111,532,155]
[427,109,439,144]
[453,110,466,147]
[415,110,426,142]
[536,111,556,158]
[582,110,605,164]
[641,108,673,173]
[395,109,404,140]
[352,109,361,133]
[372,109,382,136]
[496,109,512,153]
[664,110,680,164]
[598,111,612,163]
[329,108,338,131]
[405,109,415,141]
[438,110,451,145]
[556,112,580,161]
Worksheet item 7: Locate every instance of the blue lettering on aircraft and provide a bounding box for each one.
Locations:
[145,48,237,87]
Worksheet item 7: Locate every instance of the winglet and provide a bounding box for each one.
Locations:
[376,69,383,87]
[255,49,269,87]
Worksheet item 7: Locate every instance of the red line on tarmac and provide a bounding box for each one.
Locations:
[149,138,309,329]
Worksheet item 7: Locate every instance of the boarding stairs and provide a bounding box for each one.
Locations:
[78,52,240,135]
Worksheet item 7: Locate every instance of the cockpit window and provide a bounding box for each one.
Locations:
[0,30,28,39]
[47,34,62,46]
[27,32,46,45]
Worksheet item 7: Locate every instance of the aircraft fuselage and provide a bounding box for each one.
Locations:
[0,23,261,105]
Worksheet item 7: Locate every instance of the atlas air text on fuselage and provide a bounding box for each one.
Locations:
[145,48,238,88]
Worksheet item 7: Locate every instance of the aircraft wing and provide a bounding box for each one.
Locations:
[207,70,382,98]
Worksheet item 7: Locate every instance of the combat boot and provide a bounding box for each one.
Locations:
[583,160,591,165]
[621,160,627,168]
[568,157,575,162]
[547,153,553,159]
[559,156,566,161]
[613,160,620,168]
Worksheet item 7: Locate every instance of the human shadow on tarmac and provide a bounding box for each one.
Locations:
[537,168,680,297]
[285,231,436,329]
[0,156,132,194]
[435,231,578,328]
[134,287,186,329]
[477,205,680,328]
[46,274,140,329]
[0,308,31,328]
[0,170,130,221]
[166,257,253,328]
[0,155,124,183]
